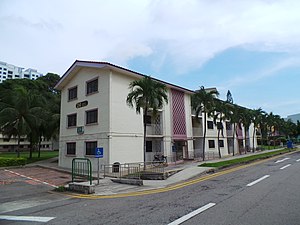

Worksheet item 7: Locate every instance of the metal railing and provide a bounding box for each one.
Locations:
[193,150,219,161]
[103,163,141,180]
[72,158,92,185]
[103,161,166,180]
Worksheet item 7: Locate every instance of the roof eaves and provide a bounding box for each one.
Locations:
[54,60,196,94]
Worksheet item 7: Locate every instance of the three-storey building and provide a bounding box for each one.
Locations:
[55,60,257,170]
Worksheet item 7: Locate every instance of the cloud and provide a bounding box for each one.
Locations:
[219,56,300,89]
[0,15,63,31]
[1,0,300,75]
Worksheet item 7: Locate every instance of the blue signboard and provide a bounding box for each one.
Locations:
[172,145,177,152]
[95,147,104,158]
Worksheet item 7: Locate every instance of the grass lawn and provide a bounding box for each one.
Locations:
[0,151,59,164]
[200,148,297,169]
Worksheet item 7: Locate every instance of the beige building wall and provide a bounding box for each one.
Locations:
[59,67,110,169]
[56,61,258,170]
[109,70,143,164]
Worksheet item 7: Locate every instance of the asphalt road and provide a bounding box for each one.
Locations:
[1,151,300,225]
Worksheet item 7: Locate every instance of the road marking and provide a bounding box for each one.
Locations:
[0,215,55,222]
[296,159,300,162]
[280,164,291,170]
[66,150,299,199]
[167,203,216,225]
[4,170,58,188]
[246,175,270,187]
[275,158,290,163]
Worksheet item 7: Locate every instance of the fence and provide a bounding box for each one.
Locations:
[194,150,219,161]
[72,158,92,185]
[103,161,166,180]
[103,163,141,180]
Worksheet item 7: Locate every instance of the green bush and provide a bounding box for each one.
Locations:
[0,157,27,167]
[54,186,66,192]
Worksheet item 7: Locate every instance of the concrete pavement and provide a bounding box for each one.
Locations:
[28,147,296,196]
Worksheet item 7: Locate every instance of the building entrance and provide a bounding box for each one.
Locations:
[173,140,186,161]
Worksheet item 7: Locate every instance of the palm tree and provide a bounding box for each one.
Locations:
[126,76,168,167]
[191,86,219,161]
[232,106,245,154]
[227,104,242,156]
[266,112,278,149]
[213,100,230,158]
[0,86,42,158]
[251,108,265,152]
[239,108,253,154]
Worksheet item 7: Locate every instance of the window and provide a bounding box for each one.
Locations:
[207,121,214,129]
[86,78,98,95]
[86,109,98,124]
[146,141,152,152]
[68,86,77,101]
[24,74,29,78]
[219,140,224,147]
[208,140,215,148]
[67,142,76,155]
[67,114,77,127]
[226,122,232,130]
[3,68,7,71]
[86,141,97,155]
[15,75,19,78]
[145,115,151,125]
[8,71,13,74]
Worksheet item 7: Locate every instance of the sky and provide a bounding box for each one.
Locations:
[1,0,300,118]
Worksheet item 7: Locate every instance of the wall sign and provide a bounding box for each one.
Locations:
[76,100,88,108]
[77,126,84,134]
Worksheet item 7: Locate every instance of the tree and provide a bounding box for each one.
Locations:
[0,74,60,158]
[192,86,219,161]
[213,100,231,158]
[266,112,282,149]
[126,76,168,168]
[251,108,265,152]
[35,73,61,157]
[0,85,43,158]
[239,108,253,154]
[226,104,242,155]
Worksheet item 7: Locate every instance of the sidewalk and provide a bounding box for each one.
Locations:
[30,147,295,196]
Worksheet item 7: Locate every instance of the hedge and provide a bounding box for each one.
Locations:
[0,157,27,167]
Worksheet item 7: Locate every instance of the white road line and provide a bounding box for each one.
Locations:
[296,159,300,162]
[167,203,216,225]
[280,164,291,170]
[246,175,270,187]
[275,158,290,163]
[0,215,55,222]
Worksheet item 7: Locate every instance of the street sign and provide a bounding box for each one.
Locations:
[95,147,104,158]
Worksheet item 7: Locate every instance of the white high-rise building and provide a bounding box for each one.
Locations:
[0,61,43,83]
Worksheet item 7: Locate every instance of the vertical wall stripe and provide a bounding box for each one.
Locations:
[171,89,187,139]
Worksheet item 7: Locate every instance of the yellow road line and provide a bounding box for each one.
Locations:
[65,150,299,199]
